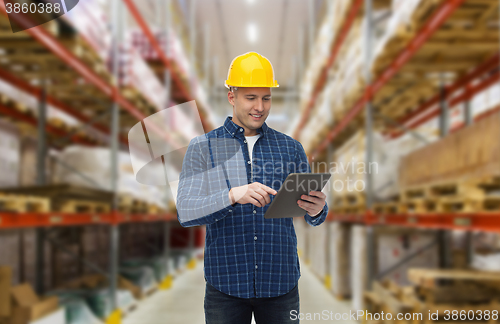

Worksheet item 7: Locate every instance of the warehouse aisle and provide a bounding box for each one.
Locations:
[123,259,357,324]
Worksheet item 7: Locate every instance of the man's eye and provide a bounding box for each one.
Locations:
[264,98,270,101]
[247,98,255,100]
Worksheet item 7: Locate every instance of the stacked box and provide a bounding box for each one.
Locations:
[400,111,500,188]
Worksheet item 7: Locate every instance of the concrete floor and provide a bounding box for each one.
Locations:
[123,260,357,324]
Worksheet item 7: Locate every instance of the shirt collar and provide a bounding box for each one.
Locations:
[224,116,268,138]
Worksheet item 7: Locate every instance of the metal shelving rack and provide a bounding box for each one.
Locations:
[293,0,500,291]
[0,0,206,322]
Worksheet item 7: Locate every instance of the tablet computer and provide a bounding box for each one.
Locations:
[264,173,331,219]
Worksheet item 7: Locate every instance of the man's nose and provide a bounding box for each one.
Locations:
[255,99,265,112]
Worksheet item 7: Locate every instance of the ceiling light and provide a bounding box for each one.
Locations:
[246,0,256,4]
[247,23,258,43]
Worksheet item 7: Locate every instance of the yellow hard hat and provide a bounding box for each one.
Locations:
[225,52,279,88]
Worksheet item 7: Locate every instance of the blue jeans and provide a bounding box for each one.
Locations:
[204,281,300,324]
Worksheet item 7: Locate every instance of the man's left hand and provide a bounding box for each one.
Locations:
[297,191,326,217]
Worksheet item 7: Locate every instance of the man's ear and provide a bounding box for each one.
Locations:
[228,91,235,106]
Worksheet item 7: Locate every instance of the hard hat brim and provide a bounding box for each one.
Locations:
[225,81,279,89]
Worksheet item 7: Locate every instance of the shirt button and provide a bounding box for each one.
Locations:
[255,265,258,269]
[240,128,243,132]
[247,161,251,164]
[229,209,232,213]
[253,210,256,214]
[254,236,257,240]
[244,140,247,143]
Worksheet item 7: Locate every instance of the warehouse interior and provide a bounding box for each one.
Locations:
[0,0,500,323]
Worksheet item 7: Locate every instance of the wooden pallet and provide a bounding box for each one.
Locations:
[334,191,365,206]
[332,204,366,215]
[373,201,400,214]
[365,277,500,324]
[397,178,500,213]
[118,194,149,214]
[364,281,417,324]
[408,268,500,289]
[0,185,113,214]
[147,204,164,215]
[55,199,110,213]
[401,179,500,201]
[0,193,50,213]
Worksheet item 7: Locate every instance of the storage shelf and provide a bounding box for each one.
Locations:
[388,52,499,138]
[327,211,500,232]
[0,2,201,148]
[293,0,363,140]
[310,0,467,160]
[0,212,177,229]
[122,0,213,131]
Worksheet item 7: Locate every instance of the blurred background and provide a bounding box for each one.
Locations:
[0,0,499,323]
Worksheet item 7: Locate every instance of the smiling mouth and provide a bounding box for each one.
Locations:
[250,114,263,119]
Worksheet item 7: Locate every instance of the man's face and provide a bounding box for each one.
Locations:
[228,87,271,136]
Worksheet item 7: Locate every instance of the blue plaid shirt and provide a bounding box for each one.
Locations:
[177,116,328,298]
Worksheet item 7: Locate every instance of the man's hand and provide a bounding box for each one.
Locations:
[297,191,326,216]
[229,182,277,207]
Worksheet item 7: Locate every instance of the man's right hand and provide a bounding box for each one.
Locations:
[229,182,277,207]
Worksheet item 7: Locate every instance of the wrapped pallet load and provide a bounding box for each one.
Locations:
[299,0,352,111]
[300,79,334,153]
[331,130,431,212]
[53,146,169,211]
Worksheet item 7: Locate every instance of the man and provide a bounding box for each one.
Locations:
[177,52,328,324]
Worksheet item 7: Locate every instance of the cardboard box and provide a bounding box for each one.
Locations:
[8,284,59,324]
[0,267,12,317]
